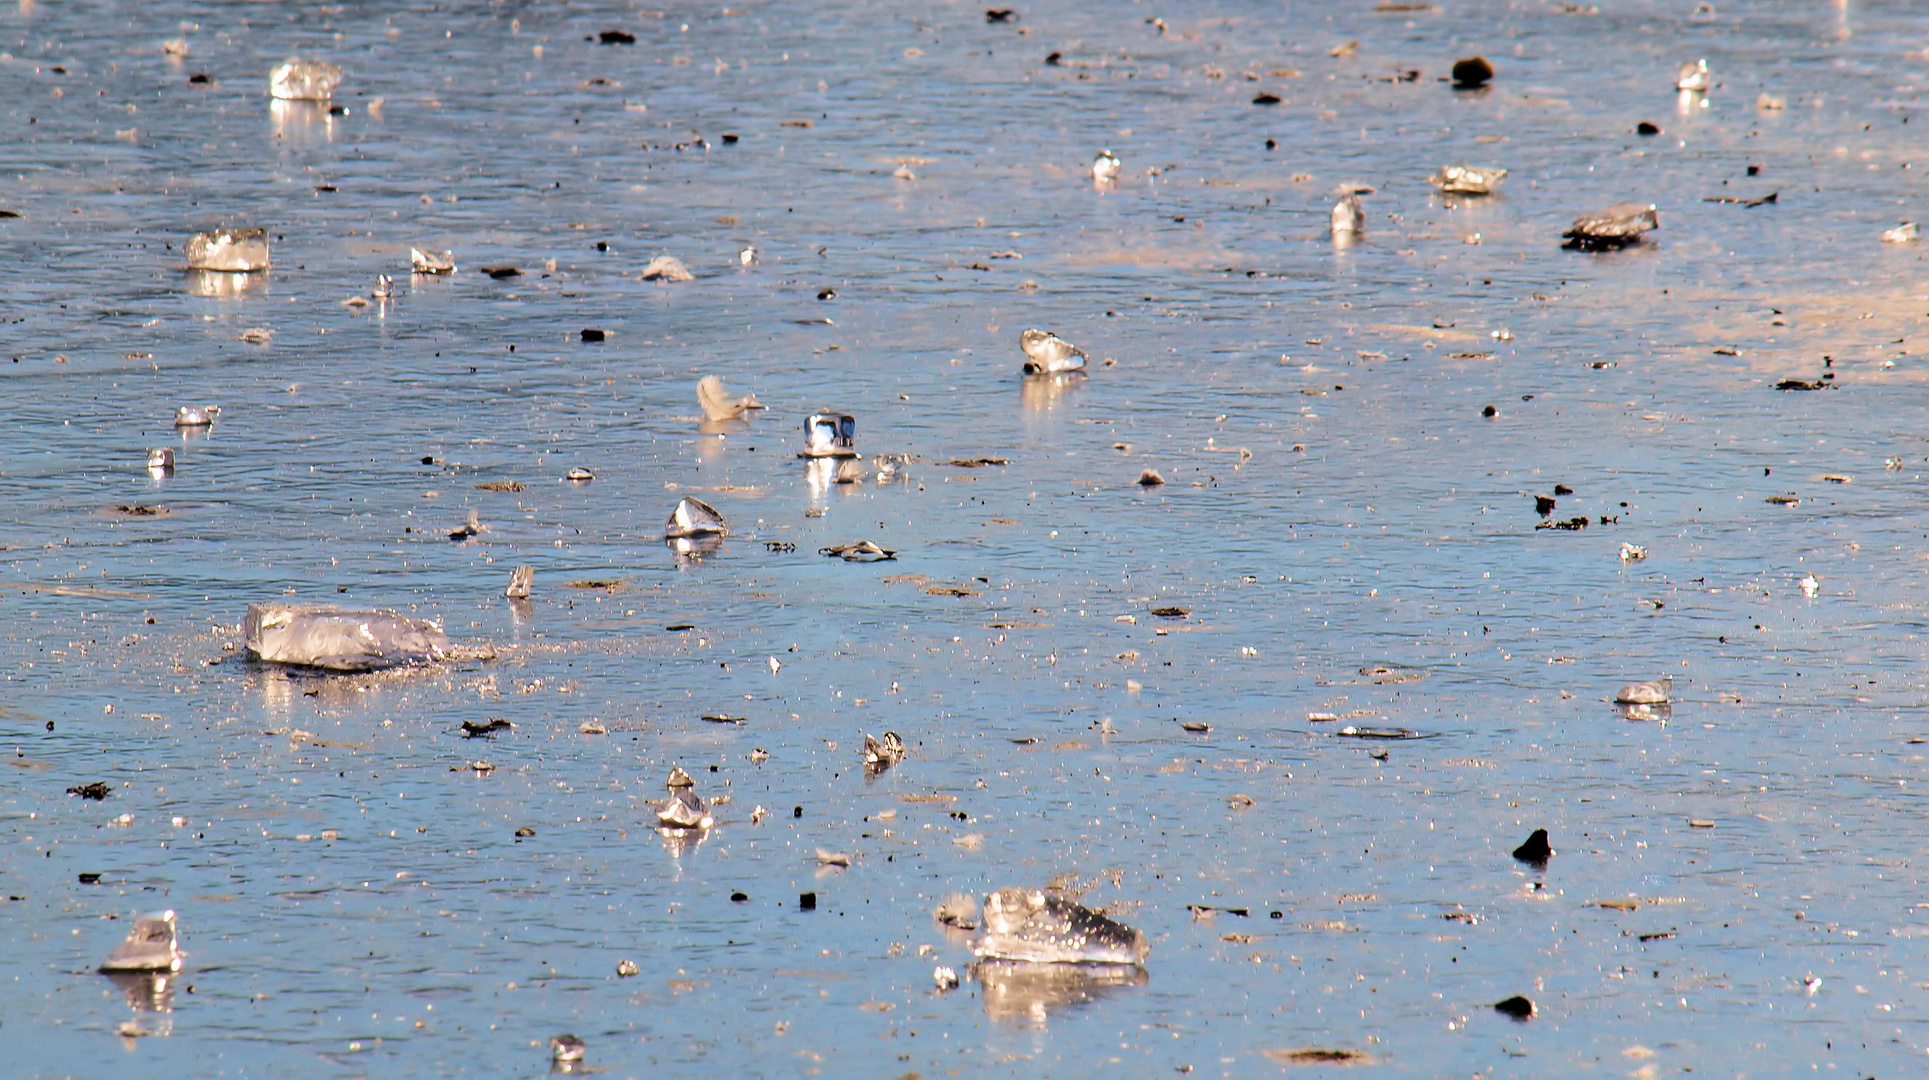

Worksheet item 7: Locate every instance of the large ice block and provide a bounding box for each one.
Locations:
[244,603,449,671]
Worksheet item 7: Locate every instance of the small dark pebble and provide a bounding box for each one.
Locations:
[327,105,347,116]
[187,72,212,84]
[482,266,521,280]
[1775,378,1829,391]
[1253,92,1281,105]
[461,718,513,737]
[731,891,749,902]
[1150,606,1191,618]
[580,328,606,342]
[1045,51,1062,65]
[1746,163,1761,176]
[1451,55,1494,88]
[665,623,696,631]
[594,241,608,252]
[422,456,435,465]
[598,29,636,44]
[1512,828,1553,865]
[817,287,836,300]
[721,132,739,144]
[799,891,817,911]
[985,8,1016,21]
[1270,910,1284,919]
[793,805,803,818]
[78,872,101,884]
[68,781,110,800]
[1636,121,1661,136]
[1553,483,1573,496]
[1265,138,1276,150]
[1534,495,1557,517]
[514,826,535,837]
[1481,404,1497,418]
[1494,995,1536,1020]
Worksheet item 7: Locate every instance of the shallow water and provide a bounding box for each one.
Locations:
[6,0,1929,1076]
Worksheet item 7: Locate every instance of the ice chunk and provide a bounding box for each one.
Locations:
[186,228,269,272]
[1091,149,1121,185]
[1429,165,1507,195]
[1676,58,1710,92]
[657,766,714,830]
[800,413,858,458]
[244,602,449,671]
[173,405,220,427]
[411,247,456,274]
[147,448,175,474]
[697,375,763,421]
[100,910,184,973]
[642,255,694,281]
[973,887,1149,964]
[664,496,727,538]
[1020,328,1087,375]
[1614,676,1672,705]
[505,566,534,599]
[1563,203,1658,249]
[269,59,343,101]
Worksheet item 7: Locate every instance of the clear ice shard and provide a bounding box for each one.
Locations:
[411,247,456,274]
[800,413,858,458]
[99,910,184,973]
[972,887,1149,964]
[244,602,449,671]
[664,496,727,538]
[186,228,269,272]
[1019,329,1086,375]
[269,59,343,101]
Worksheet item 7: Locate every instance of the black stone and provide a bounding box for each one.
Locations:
[580,328,606,343]
[1494,995,1535,1020]
[1512,828,1553,865]
[1451,56,1494,88]
[799,891,817,911]
[1553,484,1573,496]
[67,781,110,800]
[1534,495,1557,517]
[599,30,636,44]
[985,8,1016,21]
[731,891,748,902]
[1636,121,1661,136]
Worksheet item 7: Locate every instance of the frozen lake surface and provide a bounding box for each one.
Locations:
[5,0,1929,1075]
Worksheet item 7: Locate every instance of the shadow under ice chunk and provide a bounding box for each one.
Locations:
[243,602,449,671]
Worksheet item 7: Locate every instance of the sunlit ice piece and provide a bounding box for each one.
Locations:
[100,910,184,973]
[799,413,858,458]
[243,602,449,671]
[186,228,268,272]
[269,59,343,100]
